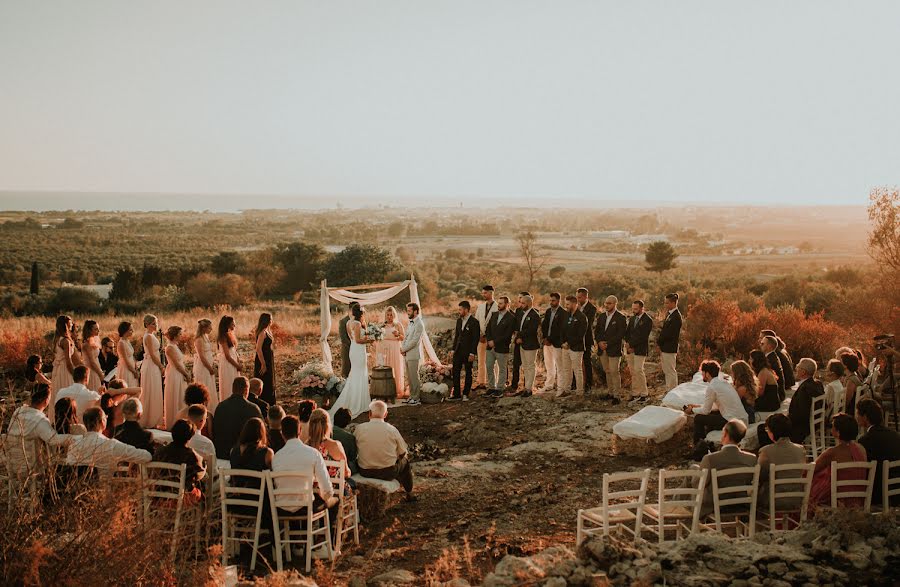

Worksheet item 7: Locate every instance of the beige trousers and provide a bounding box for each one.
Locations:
[477,340,498,387]
[599,351,623,398]
[560,349,584,393]
[661,352,678,391]
[542,345,560,390]
[626,353,648,397]
[521,349,538,391]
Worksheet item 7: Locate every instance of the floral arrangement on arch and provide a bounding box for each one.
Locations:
[418,360,451,384]
[292,360,343,397]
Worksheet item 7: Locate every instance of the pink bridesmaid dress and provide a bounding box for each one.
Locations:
[218,344,240,401]
[116,338,140,388]
[82,337,102,391]
[193,336,219,413]
[140,332,164,429]
[50,338,75,421]
[164,342,188,430]
[375,323,406,398]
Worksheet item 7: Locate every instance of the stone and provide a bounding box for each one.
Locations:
[543,578,567,587]
[367,569,417,586]
[767,562,789,575]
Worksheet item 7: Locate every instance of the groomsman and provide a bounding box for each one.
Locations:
[540,292,566,392]
[574,288,597,393]
[509,291,530,392]
[624,300,653,404]
[595,295,628,403]
[558,295,588,396]
[474,285,498,390]
[657,293,683,391]
[485,296,516,398]
[339,303,360,378]
[450,301,480,401]
[513,294,540,397]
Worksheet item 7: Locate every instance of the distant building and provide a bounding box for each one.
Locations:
[61,283,113,300]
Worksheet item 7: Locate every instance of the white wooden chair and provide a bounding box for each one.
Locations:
[880,459,900,513]
[267,471,334,573]
[202,454,221,548]
[642,468,707,542]
[141,462,192,560]
[702,465,760,538]
[576,469,651,545]
[830,461,877,512]
[324,459,360,554]
[757,463,814,532]
[219,468,271,572]
[804,396,827,460]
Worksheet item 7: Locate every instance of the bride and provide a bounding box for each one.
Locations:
[330,305,374,418]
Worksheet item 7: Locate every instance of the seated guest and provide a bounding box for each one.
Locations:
[840,352,863,416]
[356,400,415,501]
[272,415,338,512]
[750,350,781,413]
[757,413,807,505]
[6,385,72,479]
[66,407,152,473]
[154,419,206,504]
[856,399,900,506]
[54,397,87,436]
[25,354,52,390]
[298,399,317,444]
[787,358,825,443]
[57,366,101,421]
[332,407,359,475]
[186,404,216,461]
[305,408,353,495]
[176,383,214,438]
[730,360,758,424]
[684,360,748,444]
[267,405,286,452]
[248,378,270,419]
[697,419,757,515]
[213,377,262,459]
[229,417,273,472]
[113,398,155,455]
[98,336,118,376]
[809,413,868,509]
[823,359,846,413]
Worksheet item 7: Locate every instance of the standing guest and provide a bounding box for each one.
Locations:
[6,385,72,481]
[684,360,748,443]
[730,360,759,424]
[51,315,77,420]
[248,378,271,419]
[305,408,353,491]
[338,303,359,379]
[57,366,102,422]
[193,319,219,413]
[574,288,597,393]
[400,303,425,406]
[696,420,757,515]
[509,292,530,393]
[66,407,152,473]
[449,300,480,401]
[175,383,214,438]
[332,407,359,474]
[213,376,263,459]
[267,404,286,452]
[81,320,103,391]
[298,399,318,443]
[757,413,808,505]
[840,352,863,417]
[272,416,338,512]
[484,296,516,399]
[164,326,190,429]
[229,417,273,472]
[253,312,276,405]
[750,350,781,413]
[856,399,900,506]
[356,400,415,501]
[786,358,824,443]
[25,354,52,390]
[657,293,683,391]
[540,292,566,393]
[558,295,588,397]
[376,306,406,398]
[760,330,795,390]
[624,300,654,405]
[154,419,206,504]
[116,322,140,388]
[474,285,498,391]
[217,315,242,408]
[595,295,627,404]
[98,337,118,377]
[809,413,868,509]
[824,359,846,414]
[186,405,216,461]
[140,314,164,429]
[514,294,541,397]
[760,336,786,401]
[54,397,87,436]
[113,398,155,455]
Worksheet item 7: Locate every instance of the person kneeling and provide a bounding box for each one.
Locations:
[355,400,415,502]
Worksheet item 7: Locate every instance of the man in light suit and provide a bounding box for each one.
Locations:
[400,303,425,406]
[696,419,758,516]
[474,285,498,390]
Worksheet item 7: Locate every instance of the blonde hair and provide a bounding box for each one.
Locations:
[306,408,331,448]
[143,314,157,328]
[384,306,398,325]
[196,318,212,339]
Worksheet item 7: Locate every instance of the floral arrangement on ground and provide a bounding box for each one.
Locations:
[292,360,343,397]
[419,360,451,384]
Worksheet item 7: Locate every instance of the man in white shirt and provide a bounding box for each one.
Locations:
[272,416,337,512]
[684,360,748,443]
[57,365,102,422]
[186,404,216,461]
[6,385,72,481]
[66,407,152,473]
[355,400,415,501]
[474,285,498,390]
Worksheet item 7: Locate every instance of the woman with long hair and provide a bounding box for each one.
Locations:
[229,417,273,472]
[51,315,76,420]
[375,306,406,398]
[750,350,781,413]
[305,408,353,495]
[81,320,103,391]
[193,319,219,412]
[54,397,86,435]
[116,321,141,387]
[730,359,758,424]
[809,413,868,510]
[164,326,191,429]
[329,305,374,418]
[253,312,275,405]
[154,419,206,505]
[217,315,241,400]
[840,352,863,416]
[25,354,52,390]
[140,314,165,429]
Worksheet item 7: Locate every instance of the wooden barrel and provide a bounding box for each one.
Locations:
[370,366,397,401]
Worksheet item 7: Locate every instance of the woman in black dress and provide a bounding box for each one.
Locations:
[253,312,276,405]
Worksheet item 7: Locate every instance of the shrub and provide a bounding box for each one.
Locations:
[47,287,102,315]
[185,273,255,308]
[549,265,566,279]
[325,244,399,287]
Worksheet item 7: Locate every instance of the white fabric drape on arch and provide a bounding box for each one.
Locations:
[319,279,441,372]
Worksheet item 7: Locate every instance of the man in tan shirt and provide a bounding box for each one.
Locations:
[355,400,415,501]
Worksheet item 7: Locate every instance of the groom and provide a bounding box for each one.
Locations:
[339,303,360,378]
[400,302,425,406]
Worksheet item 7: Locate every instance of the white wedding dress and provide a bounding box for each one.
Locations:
[330,320,371,418]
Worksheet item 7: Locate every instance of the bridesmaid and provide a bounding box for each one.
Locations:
[217,315,242,399]
[116,321,141,388]
[377,306,406,398]
[50,315,76,421]
[81,320,104,391]
[193,319,219,413]
[253,312,275,405]
[140,314,165,429]
[164,325,190,429]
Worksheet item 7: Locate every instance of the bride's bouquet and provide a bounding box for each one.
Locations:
[365,323,384,341]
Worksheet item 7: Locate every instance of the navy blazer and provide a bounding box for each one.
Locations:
[624,313,654,356]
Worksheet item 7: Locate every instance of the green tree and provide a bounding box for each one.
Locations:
[110,268,142,300]
[210,251,246,275]
[549,265,566,279]
[645,241,678,272]
[186,273,255,307]
[325,244,399,286]
[48,287,102,314]
[272,241,327,294]
[30,261,39,295]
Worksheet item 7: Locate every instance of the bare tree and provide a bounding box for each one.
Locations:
[867,186,900,273]
[516,230,547,290]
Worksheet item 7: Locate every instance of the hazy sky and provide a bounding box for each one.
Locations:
[1,1,898,209]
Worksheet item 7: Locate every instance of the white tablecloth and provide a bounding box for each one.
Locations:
[613,405,687,443]
[661,382,709,409]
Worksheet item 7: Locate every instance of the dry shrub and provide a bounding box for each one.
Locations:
[0,327,51,373]
[423,536,481,586]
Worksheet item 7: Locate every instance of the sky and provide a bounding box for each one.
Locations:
[1,1,898,211]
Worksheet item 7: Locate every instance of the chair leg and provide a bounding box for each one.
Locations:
[334,503,345,555]
[273,521,284,572]
[305,522,313,573]
[324,516,334,560]
[576,512,583,546]
[284,522,292,563]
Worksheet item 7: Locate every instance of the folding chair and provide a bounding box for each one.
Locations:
[324,459,360,554]
[757,463,814,532]
[220,468,271,572]
[642,468,707,542]
[576,469,651,545]
[804,396,827,460]
[880,459,900,513]
[267,471,333,573]
[141,462,197,560]
[831,461,877,512]
[702,465,760,538]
